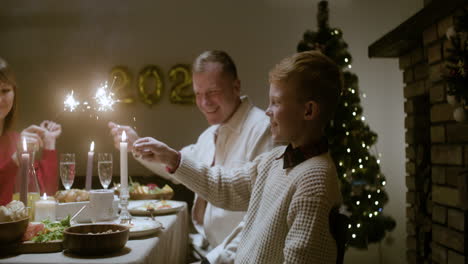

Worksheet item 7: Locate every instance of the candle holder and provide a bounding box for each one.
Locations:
[34,194,56,222]
[14,145,41,219]
[118,187,132,224]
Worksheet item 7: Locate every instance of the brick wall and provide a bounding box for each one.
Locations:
[400,8,468,264]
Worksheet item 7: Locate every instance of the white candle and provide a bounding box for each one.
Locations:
[20,138,29,205]
[85,141,95,190]
[120,131,128,190]
[34,193,56,221]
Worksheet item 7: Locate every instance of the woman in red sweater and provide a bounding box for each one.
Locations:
[0,57,62,205]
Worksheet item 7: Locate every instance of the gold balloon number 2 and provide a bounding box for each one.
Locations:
[169,64,195,104]
[110,64,195,106]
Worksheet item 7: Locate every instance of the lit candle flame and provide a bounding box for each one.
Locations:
[94,83,116,112]
[122,130,127,142]
[90,141,95,152]
[43,193,47,200]
[22,137,27,152]
[64,90,80,112]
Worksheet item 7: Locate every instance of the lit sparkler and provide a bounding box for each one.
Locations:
[64,90,80,112]
[94,82,116,112]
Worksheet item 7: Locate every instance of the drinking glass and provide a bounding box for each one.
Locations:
[59,153,75,190]
[97,153,113,189]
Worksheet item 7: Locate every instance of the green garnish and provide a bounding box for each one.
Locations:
[31,215,71,243]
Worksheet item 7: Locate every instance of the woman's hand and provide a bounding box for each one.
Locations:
[20,125,47,151]
[40,120,62,150]
[133,137,179,169]
[12,125,47,165]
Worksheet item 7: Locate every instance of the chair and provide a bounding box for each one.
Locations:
[329,207,349,264]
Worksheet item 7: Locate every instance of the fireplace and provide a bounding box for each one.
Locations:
[369,0,468,263]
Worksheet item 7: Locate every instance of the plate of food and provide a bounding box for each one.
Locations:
[128,200,184,216]
[55,189,90,203]
[118,218,163,238]
[54,189,119,223]
[0,200,30,248]
[0,210,71,254]
[115,183,174,200]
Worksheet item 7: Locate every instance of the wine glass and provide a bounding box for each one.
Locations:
[59,153,75,190]
[97,153,113,189]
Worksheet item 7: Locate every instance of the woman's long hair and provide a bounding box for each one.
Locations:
[0,57,17,132]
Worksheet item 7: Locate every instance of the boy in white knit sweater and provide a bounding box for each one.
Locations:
[133,50,343,264]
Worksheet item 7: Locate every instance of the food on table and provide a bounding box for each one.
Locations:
[131,183,173,196]
[22,222,45,241]
[139,200,173,211]
[146,200,172,210]
[24,216,70,242]
[87,229,117,235]
[115,182,174,200]
[55,189,90,203]
[0,200,28,222]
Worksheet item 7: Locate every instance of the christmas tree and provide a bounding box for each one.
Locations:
[297,0,396,249]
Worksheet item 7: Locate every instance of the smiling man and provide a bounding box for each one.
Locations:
[109,50,274,262]
[132,50,344,263]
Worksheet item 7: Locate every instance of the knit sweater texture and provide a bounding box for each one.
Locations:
[174,145,342,264]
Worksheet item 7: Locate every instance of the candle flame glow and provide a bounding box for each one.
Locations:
[122,130,127,142]
[43,193,47,200]
[94,83,116,112]
[64,90,80,112]
[90,141,95,152]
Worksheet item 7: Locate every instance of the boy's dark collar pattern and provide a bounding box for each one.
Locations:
[277,137,329,169]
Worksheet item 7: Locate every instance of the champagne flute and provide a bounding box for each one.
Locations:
[98,153,113,189]
[60,153,75,190]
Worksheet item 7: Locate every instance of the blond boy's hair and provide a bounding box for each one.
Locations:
[269,50,343,124]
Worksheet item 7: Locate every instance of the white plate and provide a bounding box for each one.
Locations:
[124,218,163,238]
[128,200,184,216]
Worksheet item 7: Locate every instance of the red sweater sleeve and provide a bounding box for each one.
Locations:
[0,157,19,205]
[0,131,19,205]
[35,149,58,196]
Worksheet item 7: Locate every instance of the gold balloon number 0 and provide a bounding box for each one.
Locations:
[110,64,195,106]
[139,65,163,105]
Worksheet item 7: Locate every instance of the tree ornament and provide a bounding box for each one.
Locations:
[443,9,468,109]
[447,94,461,106]
[446,26,456,40]
[453,106,467,122]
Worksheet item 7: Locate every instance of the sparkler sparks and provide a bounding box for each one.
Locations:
[63,76,118,115]
[64,90,80,112]
[94,80,117,112]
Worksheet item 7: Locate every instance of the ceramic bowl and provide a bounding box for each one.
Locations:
[63,224,129,255]
[0,217,29,245]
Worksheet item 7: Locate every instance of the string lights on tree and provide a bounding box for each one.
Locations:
[297,0,396,248]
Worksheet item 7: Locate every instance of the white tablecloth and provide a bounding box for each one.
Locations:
[0,203,189,264]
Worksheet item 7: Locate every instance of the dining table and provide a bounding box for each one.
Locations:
[0,202,190,264]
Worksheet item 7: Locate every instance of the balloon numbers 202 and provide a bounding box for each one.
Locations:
[110,64,194,106]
